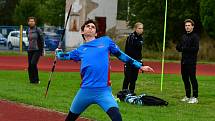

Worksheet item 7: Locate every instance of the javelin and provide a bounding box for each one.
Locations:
[44,3,73,98]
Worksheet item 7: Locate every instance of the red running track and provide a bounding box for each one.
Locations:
[0,100,92,121]
[0,55,214,76]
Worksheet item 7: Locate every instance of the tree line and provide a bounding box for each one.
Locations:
[0,0,65,27]
[1,0,214,51]
[118,0,215,50]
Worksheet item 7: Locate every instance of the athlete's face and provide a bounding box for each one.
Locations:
[185,22,194,33]
[83,23,97,37]
[135,25,144,35]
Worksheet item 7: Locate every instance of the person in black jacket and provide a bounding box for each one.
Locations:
[176,19,199,104]
[122,22,144,94]
[27,17,44,84]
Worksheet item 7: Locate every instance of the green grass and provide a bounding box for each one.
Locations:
[0,70,215,121]
[0,51,54,57]
[0,51,27,56]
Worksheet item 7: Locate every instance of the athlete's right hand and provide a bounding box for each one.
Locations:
[55,48,64,60]
[55,48,71,60]
[55,48,63,54]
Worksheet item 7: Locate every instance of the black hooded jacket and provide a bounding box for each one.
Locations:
[125,31,144,60]
[176,32,199,64]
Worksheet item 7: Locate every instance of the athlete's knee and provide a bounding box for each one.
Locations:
[65,111,80,121]
[106,107,122,121]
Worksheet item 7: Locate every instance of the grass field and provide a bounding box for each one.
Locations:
[0,70,214,121]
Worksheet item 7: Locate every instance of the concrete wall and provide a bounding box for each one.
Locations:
[87,0,118,30]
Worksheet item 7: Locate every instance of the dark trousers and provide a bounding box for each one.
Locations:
[181,64,198,98]
[65,107,122,121]
[28,50,41,83]
[122,64,139,93]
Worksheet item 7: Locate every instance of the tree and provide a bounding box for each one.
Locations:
[13,0,65,27]
[39,0,65,27]
[117,0,129,20]
[129,0,165,50]
[168,0,202,43]
[0,0,19,25]
[128,0,202,50]
[200,0,215,39]
[13,0,42,26]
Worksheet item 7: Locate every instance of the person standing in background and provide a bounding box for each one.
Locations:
[122,22,144,94]
[27,17,44,84]
[176,19,199,104]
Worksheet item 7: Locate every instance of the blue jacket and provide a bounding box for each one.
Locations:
[57,36,142,88]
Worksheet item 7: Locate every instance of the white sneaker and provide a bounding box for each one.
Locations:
[188,97,198,104]
[181,96,190,102]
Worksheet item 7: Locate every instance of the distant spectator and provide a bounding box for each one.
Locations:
[176,19,199,104]
[26,17,44,84]
[122,22,144,94]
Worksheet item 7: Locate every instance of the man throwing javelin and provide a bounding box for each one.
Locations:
[56,19,154,121]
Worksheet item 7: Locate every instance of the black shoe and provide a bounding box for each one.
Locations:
[131,92,136,96]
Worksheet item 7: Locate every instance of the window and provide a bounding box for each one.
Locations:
[11,33,18,37]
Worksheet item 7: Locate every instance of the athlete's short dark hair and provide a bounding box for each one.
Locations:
[81,19,98,33]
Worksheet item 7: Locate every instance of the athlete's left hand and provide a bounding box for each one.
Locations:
[140,66,154,72]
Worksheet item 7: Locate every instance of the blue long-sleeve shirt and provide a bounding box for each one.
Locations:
[57,36,142,88]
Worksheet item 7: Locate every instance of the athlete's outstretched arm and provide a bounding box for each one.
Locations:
[108,38,154,72]
[113,50,154,72]
[55,48,80,61]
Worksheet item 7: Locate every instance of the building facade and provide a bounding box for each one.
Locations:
[65,0,118,49]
